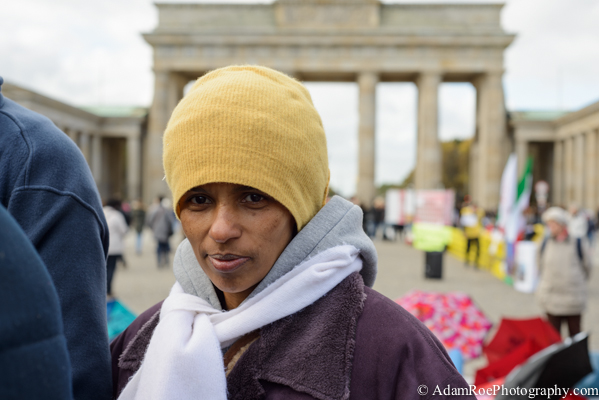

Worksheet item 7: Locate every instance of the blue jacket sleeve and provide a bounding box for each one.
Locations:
[1,96,112,400]
[0,204,73,400]
[8,188,112,400]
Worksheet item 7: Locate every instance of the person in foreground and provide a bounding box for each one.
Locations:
[0,77,111,399]
[0,205,72,400]
[110,66,473,400]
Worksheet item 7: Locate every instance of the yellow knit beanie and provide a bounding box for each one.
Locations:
[163,65,329,231]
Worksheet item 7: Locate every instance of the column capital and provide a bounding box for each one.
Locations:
[472,71,504,89]
[357,72,379,90]
[417,70,443,80]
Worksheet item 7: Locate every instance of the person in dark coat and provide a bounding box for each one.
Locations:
[0,77,112,399]
[110,66,472,400]
[146,197,176,268]
[130,200,146,255]
[0,205,73,400]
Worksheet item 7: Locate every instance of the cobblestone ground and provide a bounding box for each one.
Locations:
[112,228,599,381]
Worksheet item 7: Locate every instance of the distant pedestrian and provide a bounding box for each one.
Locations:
[363,204,376,238]
[523,206,540,241]
[460,196,483,267]
[120,200,132,226]
[130,200,146,255]
[568,203,588,239]
[147,196,161,216]
[373,196,390,240]
[537,207,592,337]
[104,199,129,297]
[147,197,176,268]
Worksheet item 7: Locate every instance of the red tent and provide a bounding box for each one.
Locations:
[475,317,561,385]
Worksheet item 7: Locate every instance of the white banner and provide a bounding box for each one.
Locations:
[514,241,538,293]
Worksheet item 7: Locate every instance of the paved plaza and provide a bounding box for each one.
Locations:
[112,229,599,380]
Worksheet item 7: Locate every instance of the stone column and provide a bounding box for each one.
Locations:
[473,72,507,210]
[168,73,189,113]
[469,141,479,200]
[574,133,585,206]
[596,129,599,211]
[564,136,574,205]
[415,72,441,190]
[552,140,563,205]
[584,131,596,210]
[144,71,188,203]
[515,139,528,176]
[79,131,91,165]
[127,134,142,201]
[91,134,103,188]
[356,72,378,208]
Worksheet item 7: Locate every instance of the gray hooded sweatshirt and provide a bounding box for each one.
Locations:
[173,195,378,310]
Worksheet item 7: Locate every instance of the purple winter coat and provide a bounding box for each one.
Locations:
[110,272,474,400]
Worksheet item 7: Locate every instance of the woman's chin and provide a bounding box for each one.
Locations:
[213,280,258,297]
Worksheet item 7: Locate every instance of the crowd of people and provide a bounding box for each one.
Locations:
[101,195,179,297]
[354,190,595,341]
[454,197,595,338]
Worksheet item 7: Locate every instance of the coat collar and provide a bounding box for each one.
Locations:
[227,271,366,400]
[119,272,366,400]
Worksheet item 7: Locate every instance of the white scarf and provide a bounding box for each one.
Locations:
[118,244,362,400]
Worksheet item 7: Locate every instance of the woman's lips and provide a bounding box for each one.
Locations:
[208,255,250,273]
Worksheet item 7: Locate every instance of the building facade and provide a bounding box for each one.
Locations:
[142,0,515,210]
[15,1,595,212]
[2,82,147,202]
[510,100,599,211]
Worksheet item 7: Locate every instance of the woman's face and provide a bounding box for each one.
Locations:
[179,183,295,309]
[547,220,565,238]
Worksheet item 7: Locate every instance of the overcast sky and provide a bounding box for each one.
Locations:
[2,0,599,196]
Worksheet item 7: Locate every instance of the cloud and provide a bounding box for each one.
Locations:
[503,0,599,109]
[1,0,156,106]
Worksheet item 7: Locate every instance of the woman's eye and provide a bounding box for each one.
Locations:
[190,195,210,205]
[243,194,265,203]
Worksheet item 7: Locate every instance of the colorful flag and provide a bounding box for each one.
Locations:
[505,157,533,243]
[497,154,517,233]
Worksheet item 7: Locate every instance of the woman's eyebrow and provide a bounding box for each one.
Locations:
[232,185,261,193]
[188,187,209,194]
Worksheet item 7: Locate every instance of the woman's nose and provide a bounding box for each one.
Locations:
[208,205,242,243]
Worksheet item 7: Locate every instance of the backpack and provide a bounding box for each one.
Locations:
[540,237,583,263]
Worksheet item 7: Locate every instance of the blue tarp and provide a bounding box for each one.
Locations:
[575,351,599,391]
[107,300,137,341]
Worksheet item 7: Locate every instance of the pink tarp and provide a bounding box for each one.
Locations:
[396,290,492,359]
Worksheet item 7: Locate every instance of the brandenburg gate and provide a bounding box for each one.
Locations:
[143,0,514,209]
